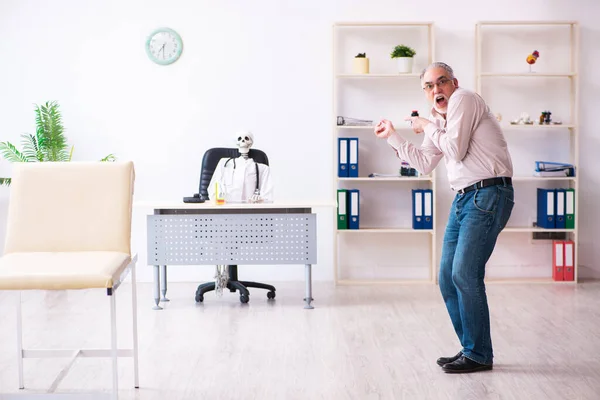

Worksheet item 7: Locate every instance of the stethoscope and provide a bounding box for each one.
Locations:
[221,157,260,192]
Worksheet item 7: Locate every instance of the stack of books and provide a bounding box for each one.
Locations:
[534,161,575,177]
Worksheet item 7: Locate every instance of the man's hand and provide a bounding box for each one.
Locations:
[374,119,395,139]
[404,116,433,134]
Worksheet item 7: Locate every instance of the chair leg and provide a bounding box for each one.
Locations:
[110,291,118,400]
[131,262,140,389]
[237,281,276,292]
[227,281,250,303]
[195,282,216,302]
[16,291,24,389]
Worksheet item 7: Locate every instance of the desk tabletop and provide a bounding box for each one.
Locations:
[134,200,335,210]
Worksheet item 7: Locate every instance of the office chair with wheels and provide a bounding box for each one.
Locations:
[194,147,276,304]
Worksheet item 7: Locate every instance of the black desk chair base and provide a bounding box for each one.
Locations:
[195,265,276,304]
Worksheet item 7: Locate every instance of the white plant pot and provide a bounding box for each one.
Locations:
[396,57,414,74]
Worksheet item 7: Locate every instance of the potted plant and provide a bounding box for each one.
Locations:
[352,52,369,74]
[0,101,116,185]
[391,45,416,74]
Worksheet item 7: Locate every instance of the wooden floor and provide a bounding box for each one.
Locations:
[1,281,600,399]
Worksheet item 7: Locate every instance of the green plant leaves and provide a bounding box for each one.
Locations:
[35,101,70,162]
[391,45,416,58]
[0,141,31,163]
[0,100,117,186]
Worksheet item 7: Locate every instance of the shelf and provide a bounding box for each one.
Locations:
[502,227,575,233]
[335,125,418,132]
[511,176,576,181]
[336,73,420,78]
[333,21,437,285]
[474,20,580,284]
[502,124,575,129]
[338,177,433,182]
[335,125,375,129]
[337,228,433,234]
[480,73,576,78]
[334,22,434,27]
[477,21,577,26]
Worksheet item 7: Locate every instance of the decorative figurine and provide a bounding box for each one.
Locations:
[526,50,540,73]
[539,111,552,125]
[511,112,532,125]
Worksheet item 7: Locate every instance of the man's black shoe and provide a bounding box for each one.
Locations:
[436,352,462,367]
[442,355,493,373]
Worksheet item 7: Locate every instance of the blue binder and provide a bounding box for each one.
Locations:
[348,138,359,177]
[422,189,433,229]
[348,189,360,229]
[338,138,349,177]
[555,189,566,229]
[412,189,424,229]
[537,188,555,228]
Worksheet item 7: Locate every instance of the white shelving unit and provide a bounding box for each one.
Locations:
[332,22,436,285]
[475,20,580,283]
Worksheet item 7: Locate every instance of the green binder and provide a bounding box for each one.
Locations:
[337,189,348,229]
[566,188,575,229]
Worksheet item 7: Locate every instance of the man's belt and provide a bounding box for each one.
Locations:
[457,177,512,194]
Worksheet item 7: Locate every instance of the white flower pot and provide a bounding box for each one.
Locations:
[352,58,369,74]
[396,57,414,74]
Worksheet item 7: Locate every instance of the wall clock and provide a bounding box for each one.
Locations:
[145,27,183,65]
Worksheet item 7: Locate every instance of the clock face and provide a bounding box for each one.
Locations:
[146,28,183,65]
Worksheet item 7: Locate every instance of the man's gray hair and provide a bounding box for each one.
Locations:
[420,62,455,80]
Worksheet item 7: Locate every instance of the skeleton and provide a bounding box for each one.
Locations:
[213,131,269,294]
[229,131,264,203]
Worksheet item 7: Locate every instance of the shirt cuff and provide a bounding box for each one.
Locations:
[386,132,406,150]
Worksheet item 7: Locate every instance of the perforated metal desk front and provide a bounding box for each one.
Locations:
[146,206,317,309]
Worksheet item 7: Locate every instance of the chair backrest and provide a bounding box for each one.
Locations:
[4,161,135,255]
[198,148,269,199]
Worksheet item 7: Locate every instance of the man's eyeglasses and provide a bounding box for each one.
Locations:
[422,77,453,92]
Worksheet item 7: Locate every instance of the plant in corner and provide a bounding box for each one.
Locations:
[352,52,370,74]
[0,101,116,185]
[390,45,416,74]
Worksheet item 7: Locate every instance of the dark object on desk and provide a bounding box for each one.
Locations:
[195,147,276,304]
[183,193,205,203]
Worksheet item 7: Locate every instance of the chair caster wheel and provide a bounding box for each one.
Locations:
[267,291,275,299]
[195,292,204,302]
[240,294,249,304]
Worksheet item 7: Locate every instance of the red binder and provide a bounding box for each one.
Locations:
[564,240,575,281]
[552,240,564,281]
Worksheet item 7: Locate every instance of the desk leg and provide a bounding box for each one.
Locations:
[304,264,314,309]
[160,265,169,302]
[153,265,162,310]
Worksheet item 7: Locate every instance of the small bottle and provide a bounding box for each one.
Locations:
[407,110,419,126]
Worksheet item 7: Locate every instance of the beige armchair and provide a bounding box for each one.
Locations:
[0,161,139,399]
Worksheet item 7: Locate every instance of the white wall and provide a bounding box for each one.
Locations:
[0,0,599,283]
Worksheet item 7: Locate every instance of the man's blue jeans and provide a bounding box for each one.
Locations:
[439,183,514,365]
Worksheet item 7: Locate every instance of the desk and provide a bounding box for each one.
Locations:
[138,202,319,310]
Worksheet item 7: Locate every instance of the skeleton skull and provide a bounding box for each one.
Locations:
[236,131,254,155]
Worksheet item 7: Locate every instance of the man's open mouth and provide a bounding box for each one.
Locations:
[435,95,446,105]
